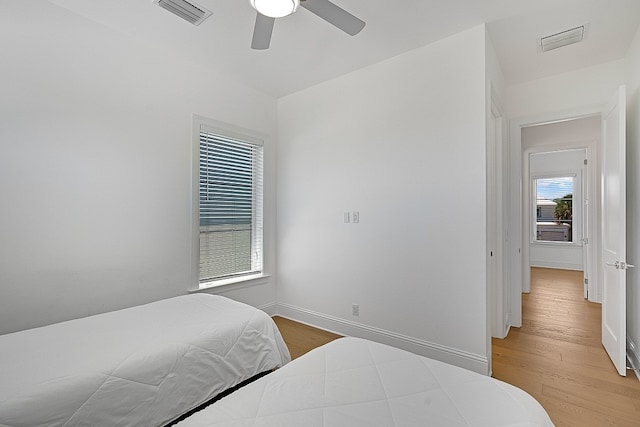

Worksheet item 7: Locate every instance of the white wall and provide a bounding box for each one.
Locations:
[486,30,507,103]
[625,25,640,373]
[507,60,626,120]
[276,26,489,373]
[0,1,278,334]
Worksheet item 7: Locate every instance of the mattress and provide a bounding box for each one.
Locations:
[0,294,291,427]
[177,337,554,427]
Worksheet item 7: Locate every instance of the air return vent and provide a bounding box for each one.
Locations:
[539,25,586,52]
[154,0,212,26]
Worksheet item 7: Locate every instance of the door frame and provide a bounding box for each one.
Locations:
[524,144,594,290]
[488,81,508,342]
[507,106,603,329]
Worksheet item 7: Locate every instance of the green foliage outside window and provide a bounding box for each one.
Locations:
[553,194,572,222]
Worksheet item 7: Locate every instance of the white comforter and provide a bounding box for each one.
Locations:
[0,294,290,427]
[178,337,554,427]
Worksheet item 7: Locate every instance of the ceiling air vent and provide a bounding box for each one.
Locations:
[154,0,212,26]
[539,25,586,52]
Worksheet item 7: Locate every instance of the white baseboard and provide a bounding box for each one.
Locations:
[257,302,277,316]
[492,323,510,340]
[627,337,640,382]
[272,303,489,375]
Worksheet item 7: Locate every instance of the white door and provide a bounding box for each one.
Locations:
[601,85,628,376]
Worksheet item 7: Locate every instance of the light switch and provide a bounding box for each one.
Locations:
[344,212,350,223]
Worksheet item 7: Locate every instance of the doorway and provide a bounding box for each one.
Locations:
[521,116,599,303]
[499,87,630,378]
[503,110,603,334]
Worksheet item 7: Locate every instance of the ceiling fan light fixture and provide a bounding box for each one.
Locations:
[250,0,299,18]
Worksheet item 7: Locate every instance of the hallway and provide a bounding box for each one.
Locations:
[492,267,640,426]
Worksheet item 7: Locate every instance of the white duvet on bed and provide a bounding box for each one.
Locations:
[177,337,554,427]
[0,294,290,427]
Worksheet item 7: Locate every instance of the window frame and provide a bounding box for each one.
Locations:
[191,115,266,290]
[531,173,582,246]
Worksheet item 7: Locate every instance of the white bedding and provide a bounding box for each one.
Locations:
[0,294,291,427]
[177,337,554,427]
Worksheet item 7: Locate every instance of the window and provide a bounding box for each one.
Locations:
[194,117,263,286]
[533,176,574,243]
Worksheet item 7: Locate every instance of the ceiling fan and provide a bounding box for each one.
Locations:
[249,0,365,49]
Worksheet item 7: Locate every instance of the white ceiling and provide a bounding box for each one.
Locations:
[44,0,640,97]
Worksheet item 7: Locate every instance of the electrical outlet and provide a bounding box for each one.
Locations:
[352,211,359,223]
[352,304,359,316]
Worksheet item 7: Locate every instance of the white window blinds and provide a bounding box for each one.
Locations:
[199,126,263,282]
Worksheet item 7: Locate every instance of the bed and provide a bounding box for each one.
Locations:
[0,294,291,427]
[176,337,554,427]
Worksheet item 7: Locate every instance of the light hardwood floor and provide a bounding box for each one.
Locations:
[273,268,640,426]
[492,267,640,427]
[273,316,342,360]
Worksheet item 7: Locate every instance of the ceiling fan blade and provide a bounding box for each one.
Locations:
[300,0,365,36]
[251,13,275,50]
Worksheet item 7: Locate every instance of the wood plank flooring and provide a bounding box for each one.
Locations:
[273,316,342,360]
[273,267,640,426]
[492,267,640,427]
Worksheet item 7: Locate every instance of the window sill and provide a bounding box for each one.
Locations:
[530,240,582,247]
[190,273,271,293]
